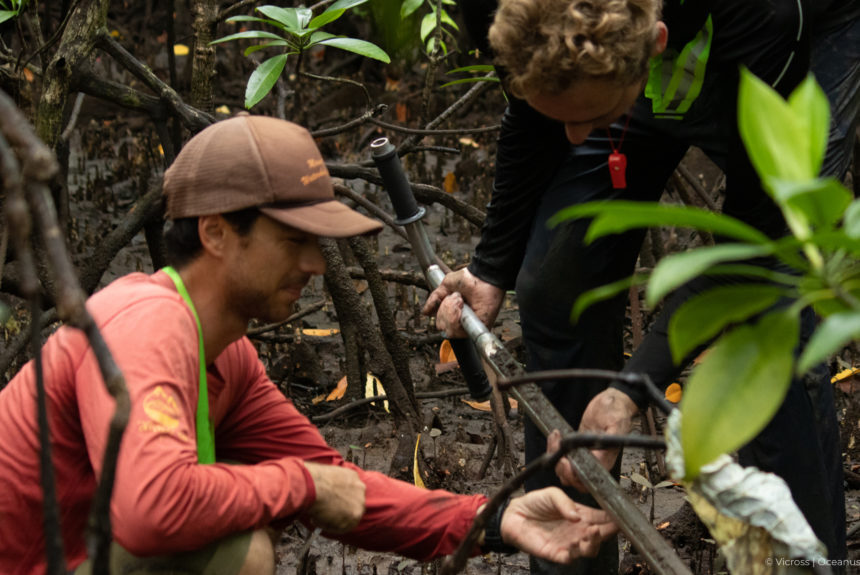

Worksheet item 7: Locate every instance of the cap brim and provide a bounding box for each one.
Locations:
[261,201,383,238]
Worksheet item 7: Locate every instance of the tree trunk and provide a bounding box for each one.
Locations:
[190,0,219,115]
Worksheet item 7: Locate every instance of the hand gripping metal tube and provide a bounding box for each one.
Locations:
[369,137,690,575]
[371,137,491,401]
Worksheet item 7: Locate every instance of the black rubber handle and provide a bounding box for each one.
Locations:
[370,138,422,224]
[449,338,492,401]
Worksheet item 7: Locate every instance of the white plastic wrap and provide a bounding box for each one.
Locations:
[665,410,827,573]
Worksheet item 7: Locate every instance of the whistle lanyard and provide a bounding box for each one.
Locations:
[162,266,216,464]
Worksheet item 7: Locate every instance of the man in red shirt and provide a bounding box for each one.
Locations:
[0,115,617,574]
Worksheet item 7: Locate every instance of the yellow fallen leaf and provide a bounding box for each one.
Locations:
[215,105,231,115]
[23,68,34,83]
[665,382,682,403]
[311,393,327,404]
[439,339,457,364]
[832,366,860,383]
[458,137,479,148]
[302,328,340,337]
[365,373,389,413]
[396,101,408,122]
[461,397,517,412]
[110,30,121,38]
[443,172,458,194]
[413,433,425,488]
[173,44,190,56]
[326,375,347,401]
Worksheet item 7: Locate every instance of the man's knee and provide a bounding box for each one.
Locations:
[238,529,275,575]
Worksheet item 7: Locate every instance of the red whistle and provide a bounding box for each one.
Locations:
[608,152,627,189]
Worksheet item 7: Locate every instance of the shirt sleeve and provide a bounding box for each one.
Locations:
[468,97,570,289]
[75,299,316,556]
[216,339,489,561]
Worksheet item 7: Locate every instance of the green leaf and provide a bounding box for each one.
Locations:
[844,199,860,239]
[425,37,447,54]
[439,8,459,30]
[787,75,830,178]
[309,8,345,28]
[440,77,501,88]
[243,40,291,57]
[224,15,273,23]
[420,12,435,42]
[797,311,860,374]
[447,64,495,74]
[325,0,369,12]
[0,10,16,24]
[668,284,785,364]
[680,309,799,480]
[257,5,301,31]
[296,7,313,28]
[737,67,810,182]
[210,30,286,45]
[767,177,852,229]
[571,273,648,323]
[316,37,390,63]
[244,54,288,109]
[401,0,424,18]
[549,201,771,245]
[308,31,337,44]
[647,244,773,307]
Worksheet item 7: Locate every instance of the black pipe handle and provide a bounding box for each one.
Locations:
[370,138,423,225]
[449,338,493,401]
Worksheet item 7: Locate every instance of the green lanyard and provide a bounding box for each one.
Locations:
[162,266,216,464]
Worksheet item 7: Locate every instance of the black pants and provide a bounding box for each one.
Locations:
[517,18,859,574]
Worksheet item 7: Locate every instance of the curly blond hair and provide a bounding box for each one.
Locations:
[489,0,660,98]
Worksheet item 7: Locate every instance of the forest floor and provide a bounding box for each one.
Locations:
[5,6,860,571]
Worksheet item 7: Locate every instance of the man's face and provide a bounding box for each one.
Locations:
[526,76,646,145]
[224,215,326,323]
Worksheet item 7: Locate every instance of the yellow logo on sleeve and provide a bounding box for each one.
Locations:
[139,386,190,442]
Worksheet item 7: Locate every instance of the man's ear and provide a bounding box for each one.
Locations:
[653,21,668,56]
[198,214,229,258]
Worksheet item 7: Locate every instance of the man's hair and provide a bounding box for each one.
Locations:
[489,0,660,99]
[164,208,261,268]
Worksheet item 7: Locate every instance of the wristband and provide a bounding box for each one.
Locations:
[481,497,518,555]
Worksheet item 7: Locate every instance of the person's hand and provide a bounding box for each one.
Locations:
[422,268,504,338]
[549,388,638,491]
[497,487,618,562]
[302,461,366,534]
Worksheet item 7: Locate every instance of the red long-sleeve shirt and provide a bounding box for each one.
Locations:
[0,271,485,574]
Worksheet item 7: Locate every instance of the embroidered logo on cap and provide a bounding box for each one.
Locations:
[301,158,327,186]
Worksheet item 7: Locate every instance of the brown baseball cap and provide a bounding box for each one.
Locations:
[163,115,382,237]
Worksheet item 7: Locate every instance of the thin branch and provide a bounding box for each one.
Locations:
[677,163,719,212]
[0,89,130,575]
[96,30,215,132]
[301,71,372,108]
[327,163,485,227]
[59,92,85,142]
[218,0,260,23]
[0,125,66,575]
[398,73,495,154]
[498,369,675,415]
[368,117,500,136]
[309,104,386,139]
[333,183,408,242]
[246,299,328,336]
[312,387,472,423]
[441,432,667,575]
[345,266,427,289]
